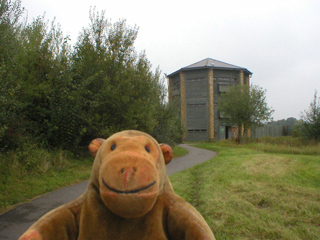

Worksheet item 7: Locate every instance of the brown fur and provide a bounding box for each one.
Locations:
[19,130,215,240]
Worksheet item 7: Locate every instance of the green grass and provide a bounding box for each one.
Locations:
[170,141,320,240]
[172,145,189,158]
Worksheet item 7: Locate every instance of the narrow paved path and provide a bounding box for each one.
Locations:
[166,144,217,175]
[0,144,216,239]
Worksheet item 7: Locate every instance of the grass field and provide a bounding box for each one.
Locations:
[170,141,320,240]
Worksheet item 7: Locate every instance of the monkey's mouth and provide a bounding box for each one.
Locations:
[102,178,156,194]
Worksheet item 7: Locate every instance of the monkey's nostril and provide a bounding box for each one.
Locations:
[133,167,137,172]
[121,168,125,174]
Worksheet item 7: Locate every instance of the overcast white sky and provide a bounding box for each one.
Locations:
[22,0,320,120]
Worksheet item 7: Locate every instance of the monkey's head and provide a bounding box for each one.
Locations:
[88,130,173,218]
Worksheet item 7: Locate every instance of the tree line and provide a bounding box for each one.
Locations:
[0,0,183,152]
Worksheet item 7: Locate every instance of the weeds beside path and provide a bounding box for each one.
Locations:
[0,151,92,214]
[0,145,188,214]
[170,141,320,240]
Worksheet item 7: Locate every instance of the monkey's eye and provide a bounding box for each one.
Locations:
[145,146,150,153]
[111,144,116,151]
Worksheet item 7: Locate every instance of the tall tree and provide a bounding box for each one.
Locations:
[0,0,23,63]
[16,15,75,147]
[218,84,274,144]
[0,0,24,149]
[72,9,165,143]
[299,91,320,141]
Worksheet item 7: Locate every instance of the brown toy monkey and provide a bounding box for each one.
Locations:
[19,130,215,240]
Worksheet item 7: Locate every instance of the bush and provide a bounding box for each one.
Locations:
[299,91,320,142]
[151,100,183,146]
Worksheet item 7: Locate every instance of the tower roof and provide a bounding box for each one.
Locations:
[168,58,252,77]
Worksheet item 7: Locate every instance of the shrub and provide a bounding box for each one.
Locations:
[299,91,320,142]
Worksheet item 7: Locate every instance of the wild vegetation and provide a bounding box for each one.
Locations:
[248,136,320,155]
[0,146,92,213]
[170,138,320,240]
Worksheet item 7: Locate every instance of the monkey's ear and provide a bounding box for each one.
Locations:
[88,138,105,157]
[159,144,173,165]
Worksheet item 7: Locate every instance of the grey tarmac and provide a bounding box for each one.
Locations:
[0,144,216,239]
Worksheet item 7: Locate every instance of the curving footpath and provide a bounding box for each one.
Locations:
[0,144,216,239]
